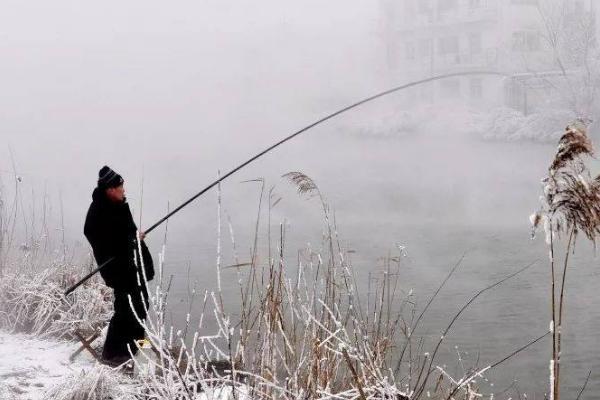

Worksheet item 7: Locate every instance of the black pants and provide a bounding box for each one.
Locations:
[102,289,149,359]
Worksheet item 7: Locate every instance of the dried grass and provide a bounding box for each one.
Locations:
[116,172,524,400]
[0,169,530,399]
[0,264,111,339]
[42,365,134,400]
[0,382,16,400]
[282,172,320,198]
[532,119,599,241]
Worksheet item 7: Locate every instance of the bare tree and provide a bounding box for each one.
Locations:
[537,0,600,118]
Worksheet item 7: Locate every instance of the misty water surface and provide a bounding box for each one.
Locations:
[139,128,600,396]
[4,102,600,397]
[2,1,600,395]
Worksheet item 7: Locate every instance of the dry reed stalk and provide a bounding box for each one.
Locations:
[145,172,405,398]
[531,119,597,399]
[42,365,133,400]
[1,170,530,399]
[0,182,5,272]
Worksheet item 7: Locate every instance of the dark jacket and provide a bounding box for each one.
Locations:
[84,187,154,292]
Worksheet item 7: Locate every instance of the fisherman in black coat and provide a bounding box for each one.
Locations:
[84,165,154,365]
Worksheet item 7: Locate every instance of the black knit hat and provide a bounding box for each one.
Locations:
[98,165,124,189]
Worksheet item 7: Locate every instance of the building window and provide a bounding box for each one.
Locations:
[418,0,434,15]
[420,85,434,103]
[419,38,433,58]
[438,0,458,13]
[440,79,460,98]
[438,36,460,55]
[512,31,541,51]
[470,78,483,98]
[406,42,416,60]
[403,0,416,16]
[567,1,585,13]
[469,32,482,54]
[511,0,537,4]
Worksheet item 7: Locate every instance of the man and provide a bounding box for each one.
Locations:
[84,165,154,365]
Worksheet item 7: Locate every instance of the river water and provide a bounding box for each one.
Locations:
[5,122,588,396]
[149,129,600,397]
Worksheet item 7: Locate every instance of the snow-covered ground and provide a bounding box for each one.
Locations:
[0,330,97,400]
[0,330,247,400]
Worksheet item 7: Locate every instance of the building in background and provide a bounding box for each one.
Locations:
[381,0,599,114]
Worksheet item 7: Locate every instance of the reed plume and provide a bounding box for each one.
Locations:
[532,118,599,241]
[549,119,594,173]
[282,171,320,198]
[531,118,596,400]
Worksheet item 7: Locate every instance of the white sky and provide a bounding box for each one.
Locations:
[1,0,384,177]
[0,1,387,246]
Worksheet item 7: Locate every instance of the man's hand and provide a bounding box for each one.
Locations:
[138,231,146,241]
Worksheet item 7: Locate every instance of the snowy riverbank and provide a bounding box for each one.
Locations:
[0,330,248,400]
[0,330,98,399]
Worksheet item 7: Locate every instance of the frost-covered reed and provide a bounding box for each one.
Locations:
[0,170,533,399]
[531,118,596,400]
[0,263,111,340]
[109,172,524,400]
[42,365,134,400]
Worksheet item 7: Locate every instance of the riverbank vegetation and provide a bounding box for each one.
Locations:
[0,168,554,400]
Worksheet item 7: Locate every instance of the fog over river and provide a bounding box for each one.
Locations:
[3,0,600,396]
[6,125,600,395]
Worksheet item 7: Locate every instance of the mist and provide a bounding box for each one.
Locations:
[1,1,386,245]
[2,0,600,396]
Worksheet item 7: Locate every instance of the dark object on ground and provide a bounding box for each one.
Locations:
[185,360,236,394]
[203,359,233,377]
[99,354,133,369]
[70,329,101,362]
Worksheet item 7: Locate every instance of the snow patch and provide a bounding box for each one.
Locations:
[0,330,96,399]
[478,107,576,143]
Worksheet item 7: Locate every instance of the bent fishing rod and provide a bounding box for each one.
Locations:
[64,70,506,296]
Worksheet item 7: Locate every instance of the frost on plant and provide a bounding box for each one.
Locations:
[42,365,133,400]
[531,119,599,241]
[531,118,597,400]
